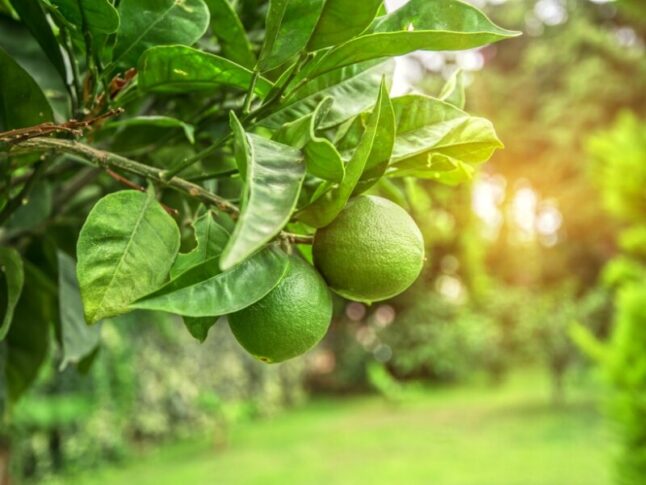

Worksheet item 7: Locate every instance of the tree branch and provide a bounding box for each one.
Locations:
[12,137,239,215]
[10,138,314,245]
[0,108,124,145]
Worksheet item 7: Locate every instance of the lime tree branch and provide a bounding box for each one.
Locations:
[10,137,313,244]
[13,137,239,214]
[0,108,124,145]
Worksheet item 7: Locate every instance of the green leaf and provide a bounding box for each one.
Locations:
[5,181,52,233]
[204,0,255,68]
[273,97,344,182]
[57,251,101,371]
[171,212,231,278]
[308,0,382,51]
[138,45,272,97]
[297,80,390,227]
[221,113,305,270]
[439,69,466,109]
[390,153,476,186]
[112,0,210,68]
[308,0,520,78]
[108,116,196,144]
[230,110,250,179]
[183,316,219,342]
[355,84,395,193]
[8,0,68,86]
[5,262,54,403]
[50,0,119,57]
[258,0,326,71]
[390,94,502,167]
[259,60,394,130]
[0,247,23,340]
[50,0,119,36]
[133,245,289,317]
[0,46,53,130]
[77,190,181,323]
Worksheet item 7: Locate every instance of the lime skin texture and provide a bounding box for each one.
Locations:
[313,195,425,303]
[228,255,333,363]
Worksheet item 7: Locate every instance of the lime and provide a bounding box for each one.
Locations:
[313,195,425,303]
[228,255,332,363]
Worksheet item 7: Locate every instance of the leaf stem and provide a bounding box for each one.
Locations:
[242,72,259,115]
[160,132,233,181]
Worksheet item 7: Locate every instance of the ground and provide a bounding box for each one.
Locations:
[49,371,611,485]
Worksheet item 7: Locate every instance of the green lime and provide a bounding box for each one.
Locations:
[313,195,425,303]
[228,255,333,363]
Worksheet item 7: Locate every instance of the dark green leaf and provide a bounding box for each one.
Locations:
[5,262,54,403]
[133,245,290,317]
[57,251,101,370]
[0,46,53,130]
[108,116,196,144]
[77,190,181,323]
[8,0,68,86]
[273,97,344,182]
[230,110,250,179]
[112,0,210,68]
[355,83,395,193]
[308,0,382,51]
[0,247,23,340]
[171,212,231,278]
[183,315,219,342]
[50,0,119,58]
[221,113,306,270]
[204,0,255,68]
[258,0,325,71]
[297,80,389,227]
[308,0,520,78]
[6,181,53,232]
[138,45,272,97]
[259,60,393,130]
[439,69,466,109]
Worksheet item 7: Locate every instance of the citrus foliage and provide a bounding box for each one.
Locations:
[0,0,517,406]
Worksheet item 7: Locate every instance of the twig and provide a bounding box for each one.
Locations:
[187,169,239,182]
[106,168,146,192]
[106,169,179,216]
[282,233,314,245]
[161,132,232,181]
[0,108,124,145]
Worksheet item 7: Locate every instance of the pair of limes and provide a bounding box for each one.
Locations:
[228,195,425,363]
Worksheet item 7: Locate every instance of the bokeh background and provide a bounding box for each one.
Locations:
[3,0,645,483]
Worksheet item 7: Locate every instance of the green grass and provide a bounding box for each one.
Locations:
[52,372,612,485]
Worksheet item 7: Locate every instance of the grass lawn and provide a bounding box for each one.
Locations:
[52,372,612,485]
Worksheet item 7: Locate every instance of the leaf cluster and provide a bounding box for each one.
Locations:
[0,0,517,407]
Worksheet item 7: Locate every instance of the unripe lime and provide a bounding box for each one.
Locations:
[228,255,333,363]
[313,195,425,303]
